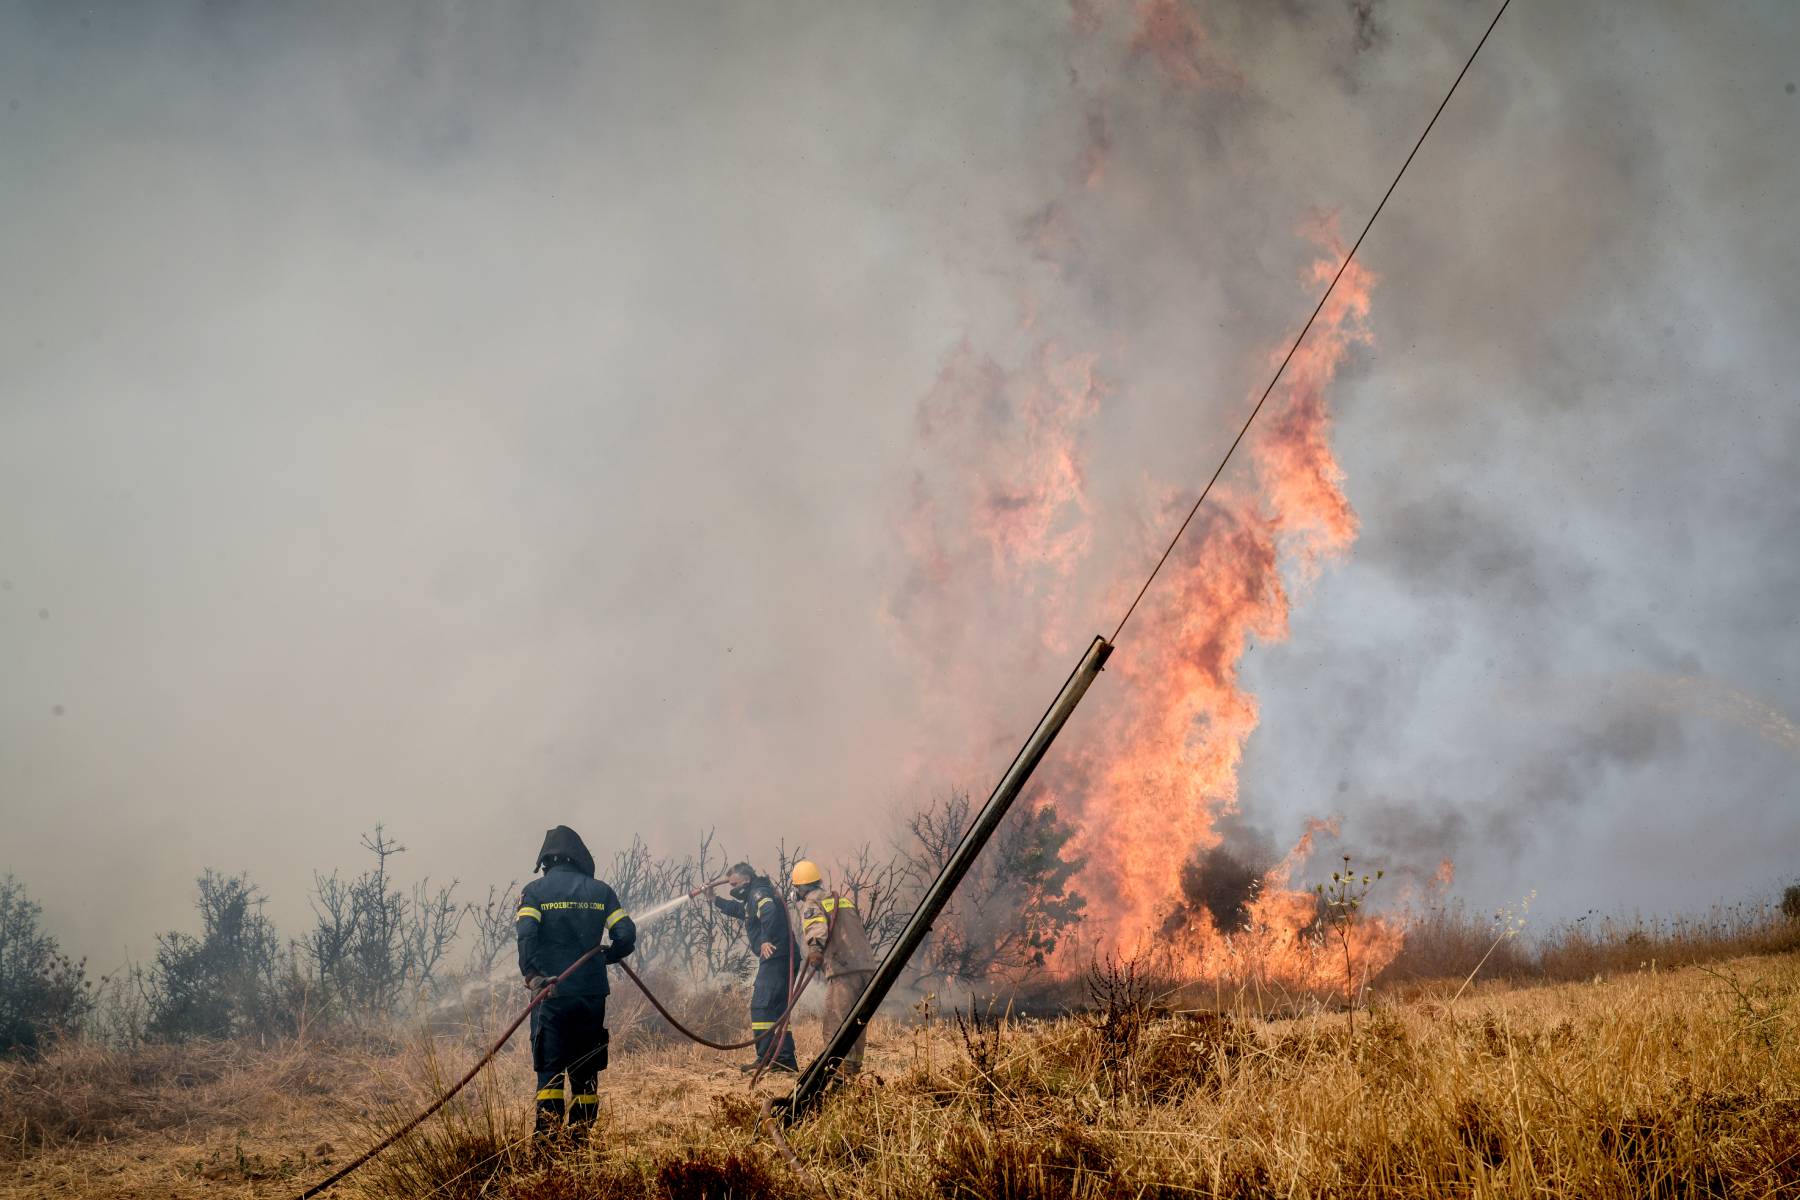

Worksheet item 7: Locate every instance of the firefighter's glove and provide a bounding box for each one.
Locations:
[806,949,825,972]
[603,942,633,965]
[526,975,555,995]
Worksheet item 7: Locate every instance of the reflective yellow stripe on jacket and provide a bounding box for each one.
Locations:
[519,901,626,925]
[806,895,855,928]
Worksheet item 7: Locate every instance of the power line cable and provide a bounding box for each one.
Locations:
[291,7,1517,1196]
[1110,0,1513,644]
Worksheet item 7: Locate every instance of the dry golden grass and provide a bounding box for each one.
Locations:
[791,955,1800,1198]
[1380,898,1800,988]
[3,951,1797,1199]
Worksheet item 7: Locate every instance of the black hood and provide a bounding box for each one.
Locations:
[535,825,596,876]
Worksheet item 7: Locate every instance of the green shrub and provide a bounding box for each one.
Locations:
[0,875,92,1057]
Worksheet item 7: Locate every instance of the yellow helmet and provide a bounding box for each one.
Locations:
[790,860,823,888]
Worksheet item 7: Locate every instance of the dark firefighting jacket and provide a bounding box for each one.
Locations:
[517,826,635,997]
[713,876,793,963]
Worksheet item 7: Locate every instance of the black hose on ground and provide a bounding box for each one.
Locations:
[293,942,604,1199]
[291,945,818,1198]
[614,956,815,1054]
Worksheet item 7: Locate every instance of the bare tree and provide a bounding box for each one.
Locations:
[346,826,408,1014]
[681,829,755,981]
[772,839,806,900]
[896,790,1086,987]
[607,835,694,974]
[835,843,907,955]
[607,837,658,914]
[302,825,455,1019]
[304,870,355,992]
[464,881,520,979]
[614,829,754,984]
[402,878,463,999]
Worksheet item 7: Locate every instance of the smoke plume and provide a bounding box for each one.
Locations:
[2,0,1796,969]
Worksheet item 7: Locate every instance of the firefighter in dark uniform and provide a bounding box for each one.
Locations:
[711,861,799,1073]
[517,825,635,1133]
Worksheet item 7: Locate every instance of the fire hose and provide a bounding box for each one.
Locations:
[269,0,1519,1180]
[293,925,818,1198]
[617,956,816,1057]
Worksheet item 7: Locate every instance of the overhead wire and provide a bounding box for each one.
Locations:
[289,3,1515,1195]
[1109,0,1513,644]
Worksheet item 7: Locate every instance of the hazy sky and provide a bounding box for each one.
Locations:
[3,0,1795,969]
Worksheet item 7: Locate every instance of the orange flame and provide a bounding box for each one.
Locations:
[895,227,1398,988]
[893,12,1397,989]
[890,338,1107,685]
[1128,0,1240,91]
[1036,223,1385,987]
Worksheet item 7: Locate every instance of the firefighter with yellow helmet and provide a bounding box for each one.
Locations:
[789,859,877,1077]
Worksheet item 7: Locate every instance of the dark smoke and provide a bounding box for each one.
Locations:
[1346,1,1383,53]
[2,0,1795,968]
[1167,844,1266,936]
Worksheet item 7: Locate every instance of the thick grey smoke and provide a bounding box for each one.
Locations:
[1239,1,1800,915]
[2,0,1795,968]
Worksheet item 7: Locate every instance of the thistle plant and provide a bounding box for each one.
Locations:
[1315,855,1382,1034]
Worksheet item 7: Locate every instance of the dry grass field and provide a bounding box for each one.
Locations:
[5,938,1798,1200]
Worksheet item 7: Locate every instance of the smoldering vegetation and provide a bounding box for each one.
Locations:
[4,831,1796,1197]
[1161,841,1276,942]
[5,827,1797,1185]
[6,821,1799,1074]
[0,789,1090,1067]
[5,943,1799,1199]
[793,952,1800,1200]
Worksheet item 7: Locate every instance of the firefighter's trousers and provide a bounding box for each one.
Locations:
[823,969,873,1078]
[750,956,799,1071]
[530,993,608,1132]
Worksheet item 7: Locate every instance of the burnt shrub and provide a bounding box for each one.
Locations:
[1454,1099,1506,1169]
[1598,1110,1729,1199]
[1084,957,1151,1073]
[929,1122,1117,1200]
[655,1149,788,1200]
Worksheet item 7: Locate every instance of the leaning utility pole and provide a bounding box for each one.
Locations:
[773,634,1113,1124]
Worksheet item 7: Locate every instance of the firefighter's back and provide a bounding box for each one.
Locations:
[814,893,877,977]
[520,866,622,995]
